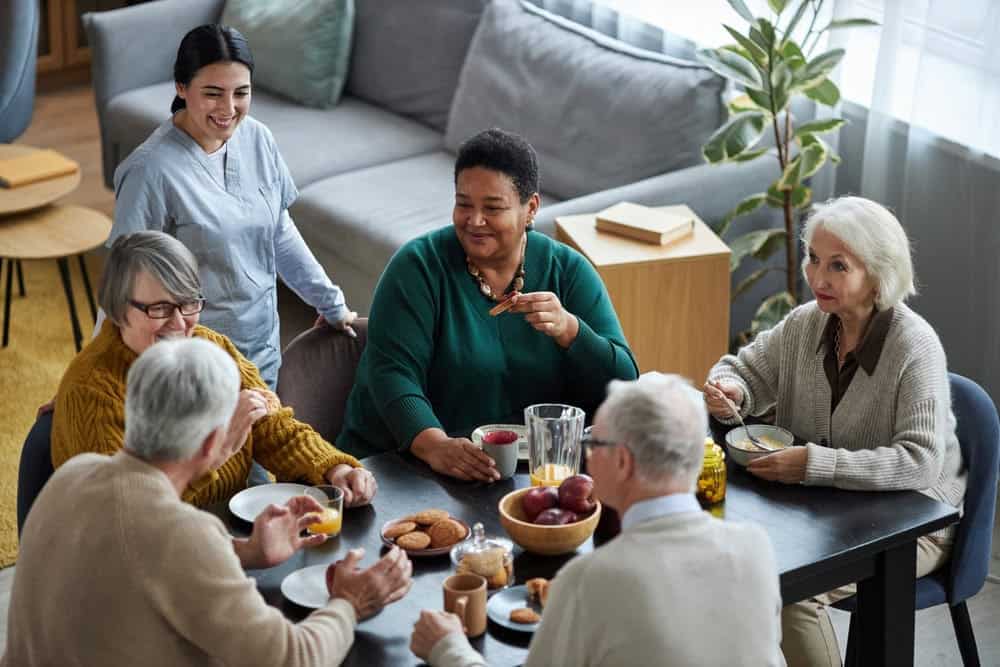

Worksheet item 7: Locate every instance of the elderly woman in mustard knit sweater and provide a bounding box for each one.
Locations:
[704,196,966,667]
[51,231,376,508]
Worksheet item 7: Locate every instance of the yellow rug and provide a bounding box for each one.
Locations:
[0,254,103,568]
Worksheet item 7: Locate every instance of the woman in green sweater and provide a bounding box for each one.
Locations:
[337,129,638,480]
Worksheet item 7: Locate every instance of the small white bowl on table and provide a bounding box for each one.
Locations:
[724,424,795,466]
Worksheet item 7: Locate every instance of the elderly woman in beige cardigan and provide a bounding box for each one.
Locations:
[704,196,966,667]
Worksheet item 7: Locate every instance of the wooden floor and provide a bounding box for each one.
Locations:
[2,84,999,665]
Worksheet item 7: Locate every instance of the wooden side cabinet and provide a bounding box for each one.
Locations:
[556,205,731,384]
[37,1,149,75]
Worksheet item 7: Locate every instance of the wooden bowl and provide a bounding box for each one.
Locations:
[498,488,601,556]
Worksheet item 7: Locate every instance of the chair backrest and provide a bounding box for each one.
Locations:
[17,411,54,538]
[276,319,368,444]
[946,372,1000,603]
[0,0,39,142]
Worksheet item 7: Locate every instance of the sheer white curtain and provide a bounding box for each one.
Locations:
[835,0,1000,397]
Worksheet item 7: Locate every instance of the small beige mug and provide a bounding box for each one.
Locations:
[442,573,487,637]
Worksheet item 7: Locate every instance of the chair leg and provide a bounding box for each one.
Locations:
[949,602,980,667]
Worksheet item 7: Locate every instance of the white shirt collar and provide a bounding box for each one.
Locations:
[620,493,702,532]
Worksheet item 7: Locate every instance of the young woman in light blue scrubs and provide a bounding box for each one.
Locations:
[109,25,354,388]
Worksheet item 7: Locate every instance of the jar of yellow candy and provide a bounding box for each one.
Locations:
[697,438,726,505]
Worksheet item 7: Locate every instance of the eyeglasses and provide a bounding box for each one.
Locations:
[129,297,205,319]
[581,433,618,458]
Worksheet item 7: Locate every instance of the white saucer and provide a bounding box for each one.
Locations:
[471,424,528,460]
[281,564,330,609]
[228,483,319,523]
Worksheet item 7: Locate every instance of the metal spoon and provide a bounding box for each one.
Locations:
[713,389,779,452]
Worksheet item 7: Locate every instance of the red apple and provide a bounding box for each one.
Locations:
[534,508,578,525]
[483,430,519,445]
[558,474,596,515]
[521,486,559,522]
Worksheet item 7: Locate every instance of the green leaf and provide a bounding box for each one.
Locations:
[767,0,788,14]
[800,133,843,165]
[798,141,827,179]
[727,93,767,115]
[769,61,793,113]
[795,48,845,90]
[725,25,769,66]
[781,0,811,40]
[697,48,764,89]
[717,193,767,238]
[757,18,777,48]
[732,147,770,163]
[732,268,772,301]
[749,25,770,53]
[766,183,812,208]
[727,0,756,23]
[729,228,787,272]
[821,18,879,31]
[793,118,847,137]
[745,87,773,111]
[702,111,768,164]
[752,229,788,262]
[803,78,840,106]
[751,292,797,335]
[780,41,807,70]
[777,155,802,190]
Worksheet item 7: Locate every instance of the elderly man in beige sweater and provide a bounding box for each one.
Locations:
[411,373,784,666]
[3,338,412,667]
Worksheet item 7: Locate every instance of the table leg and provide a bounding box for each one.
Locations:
[56,258,83,353]
[77,255,97,322]
[15,260,25,297]
[2,258,12,348]
[856,541,917,666]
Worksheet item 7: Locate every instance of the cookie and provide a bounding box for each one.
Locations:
[509,608,541,624]
[487,566,508,589]
[396,531,431,550]
[410,509,449,526]
[383,521,417,539]
[427,518,466,548]
[526,578,549,608]
[462,547,505,577]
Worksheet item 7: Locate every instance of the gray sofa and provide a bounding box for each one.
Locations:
[85,0,788,318]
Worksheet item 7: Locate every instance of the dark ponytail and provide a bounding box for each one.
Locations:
[171,24,255,114]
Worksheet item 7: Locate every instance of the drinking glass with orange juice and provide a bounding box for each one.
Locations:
[305,485,343,536]
[525,404,584,487]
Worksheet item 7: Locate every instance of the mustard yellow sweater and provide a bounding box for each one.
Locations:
[51,321,360,507]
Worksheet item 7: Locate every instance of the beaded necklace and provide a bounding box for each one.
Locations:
[466,235,526,302]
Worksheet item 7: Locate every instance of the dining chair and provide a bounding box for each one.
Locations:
[0,0,39,142]
[16,410,54,538]
[836,372,1000,667]
[276,318,369,443]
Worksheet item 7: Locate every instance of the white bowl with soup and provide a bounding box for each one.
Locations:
[725,425,795,466]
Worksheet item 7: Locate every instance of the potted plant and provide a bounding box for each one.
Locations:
[696,0,876,345]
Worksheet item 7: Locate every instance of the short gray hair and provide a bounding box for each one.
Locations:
[124,338,240,462]
[801,196,916,310]
[600,373,708,489]
[99,231,201,326]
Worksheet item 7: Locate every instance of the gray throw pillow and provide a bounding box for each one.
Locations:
[221,0,354,109]
[445,0,726,200]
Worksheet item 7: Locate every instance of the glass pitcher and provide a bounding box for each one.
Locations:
[524,403,584,486]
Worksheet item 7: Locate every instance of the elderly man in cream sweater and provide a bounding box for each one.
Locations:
[411,373,784,666]
[3,338,412,667]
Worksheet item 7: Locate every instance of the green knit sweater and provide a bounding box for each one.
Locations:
[337,227,639,458]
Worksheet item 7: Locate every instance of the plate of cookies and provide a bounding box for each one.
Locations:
[486,578,549,633]
[380,508,470,557]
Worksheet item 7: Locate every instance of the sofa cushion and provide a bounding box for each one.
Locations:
[345,0,488,131]
[291,151,563,280]
[105,81,444,188]
[221,0,354,109]
[445,0,725,200]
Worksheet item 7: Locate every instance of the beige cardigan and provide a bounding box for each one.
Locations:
[3,452,356,667]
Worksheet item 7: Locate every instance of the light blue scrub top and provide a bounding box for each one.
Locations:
[111,116,347,386]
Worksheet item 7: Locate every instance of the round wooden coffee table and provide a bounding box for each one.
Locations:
[0,204,111,351]
[0,145,81,216]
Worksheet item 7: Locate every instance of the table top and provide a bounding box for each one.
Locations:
[218,449,958,667]
[0,204,112,259]
[0,145,81,216]
[555,205,731,268]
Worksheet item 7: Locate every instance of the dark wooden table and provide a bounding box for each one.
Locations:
[222,450,957,667]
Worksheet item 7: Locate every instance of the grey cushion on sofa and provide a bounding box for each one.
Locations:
[445,0,725,200]
[105,82,444,188]
[346,0,489,132]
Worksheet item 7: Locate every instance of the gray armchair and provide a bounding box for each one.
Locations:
[0,0,39,142]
